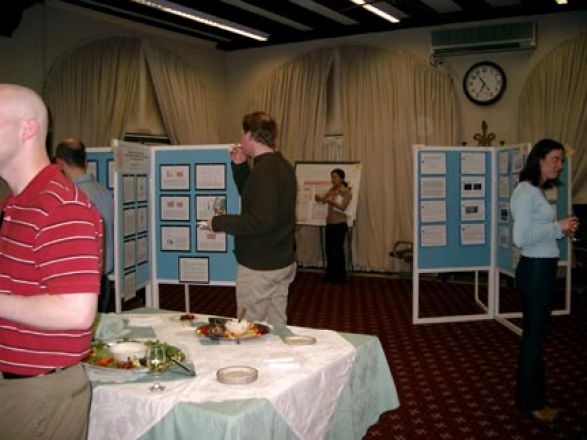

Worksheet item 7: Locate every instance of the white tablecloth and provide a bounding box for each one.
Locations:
[88,314,356,440]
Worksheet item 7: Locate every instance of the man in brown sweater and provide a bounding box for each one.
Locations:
[211,112,297,324]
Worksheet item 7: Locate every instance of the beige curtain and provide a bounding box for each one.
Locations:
[244,46,455,271]
[244,49,335,162]
[44,37,141,148]
[519,32,587,200]
[143,42,219,144]
[340,47,455,271]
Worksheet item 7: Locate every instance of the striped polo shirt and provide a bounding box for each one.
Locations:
[0,164,103,375]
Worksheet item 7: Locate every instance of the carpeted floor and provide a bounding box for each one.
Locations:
[125,270,587,439]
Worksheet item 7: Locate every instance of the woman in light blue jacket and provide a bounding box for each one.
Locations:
[510,139,579,422]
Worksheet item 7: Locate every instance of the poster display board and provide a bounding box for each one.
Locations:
[152,145,239,304]
[112,141,152,311]
[416,148,493,270]
[295,162,361,227]
[89,144,239,311]
[413,144,572,330]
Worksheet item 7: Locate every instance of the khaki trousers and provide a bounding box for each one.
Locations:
[0,363,91,440]
[236,262,297,325]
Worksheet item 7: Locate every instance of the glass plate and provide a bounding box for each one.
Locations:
[217,366,258,385]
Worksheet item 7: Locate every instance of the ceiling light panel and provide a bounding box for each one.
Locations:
[131,0,269,41]
[350,0,400,24]
[371,1,409,20]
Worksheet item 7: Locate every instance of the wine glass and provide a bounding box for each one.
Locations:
[147,342,166,392]
[213,197,226,216]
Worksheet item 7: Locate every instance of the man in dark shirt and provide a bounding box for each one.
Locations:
[211,112,297,324]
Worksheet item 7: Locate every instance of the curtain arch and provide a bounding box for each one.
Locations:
[245,46,455,271]
[43,36,219,149]
[43,36,141,148]
[519,32,587,200]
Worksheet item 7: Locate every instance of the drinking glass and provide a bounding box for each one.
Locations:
[147,342,166,392]
[213,197,226,216]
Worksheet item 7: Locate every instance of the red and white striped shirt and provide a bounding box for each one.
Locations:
[0,164,103,375]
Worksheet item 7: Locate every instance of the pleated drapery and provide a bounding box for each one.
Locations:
[245,46,455,271]
[44,37,141,148]
[143,42,219,144]
[340,47,455,271]
[519,32,587,200]
[43,37,218,149]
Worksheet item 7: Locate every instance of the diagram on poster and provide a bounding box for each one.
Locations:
[420,152,446,174]
[461,152,486,174]
[420,177,446,199]
[460,223,485,245]
[461,177,485,198]
[421,224,447,247]
[420,200,446,223]
[460,200,485,222]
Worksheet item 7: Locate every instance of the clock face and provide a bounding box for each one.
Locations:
[463,62,507,105]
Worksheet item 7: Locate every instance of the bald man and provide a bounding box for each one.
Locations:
[0,84,103,439]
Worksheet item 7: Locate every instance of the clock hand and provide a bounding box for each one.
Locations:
[479,75,487,91]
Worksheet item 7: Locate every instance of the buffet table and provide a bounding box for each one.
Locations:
[87,311,399,440]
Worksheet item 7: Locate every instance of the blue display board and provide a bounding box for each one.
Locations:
[153,146,238,283]
[416,148,493,269]
[86,148,114,191]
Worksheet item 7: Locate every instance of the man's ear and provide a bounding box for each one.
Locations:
[21,118,39,142]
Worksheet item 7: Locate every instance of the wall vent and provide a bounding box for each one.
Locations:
[430,22,536,57]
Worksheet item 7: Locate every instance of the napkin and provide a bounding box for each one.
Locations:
[94,314,131,341]
[126,316,164,327]
[263,355,302,370]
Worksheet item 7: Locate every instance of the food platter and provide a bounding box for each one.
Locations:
[83,340,185,373]
[196,322,271,341]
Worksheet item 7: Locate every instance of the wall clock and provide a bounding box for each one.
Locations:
[463,61,507,106]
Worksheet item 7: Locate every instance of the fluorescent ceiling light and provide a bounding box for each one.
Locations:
[555,0,568,4]
[350,0,400,24]
[131,0,269,41]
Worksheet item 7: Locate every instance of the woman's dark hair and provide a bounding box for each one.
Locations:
[331,168,348,187]
[519,138,565,189]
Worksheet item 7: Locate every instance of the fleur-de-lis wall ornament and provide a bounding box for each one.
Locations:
[473,120,496,146]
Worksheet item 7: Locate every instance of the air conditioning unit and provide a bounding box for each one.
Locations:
[430,22,536,57]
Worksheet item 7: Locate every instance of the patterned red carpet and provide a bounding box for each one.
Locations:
[144,271,587,439]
